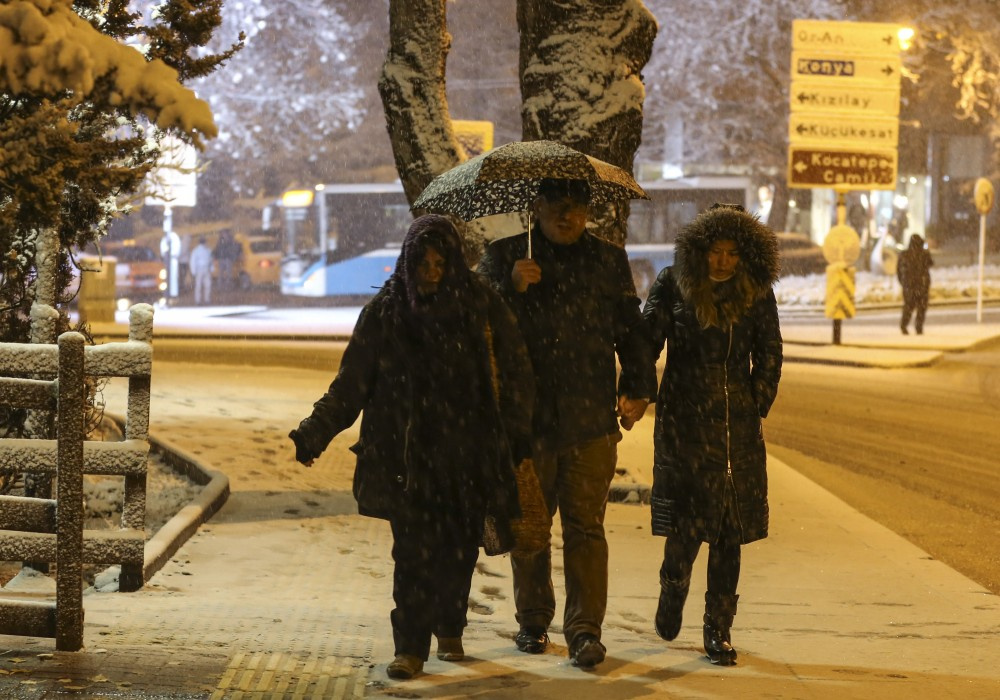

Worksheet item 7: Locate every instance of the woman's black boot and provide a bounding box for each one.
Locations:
[703,592,739,666]
[654,575,691,641]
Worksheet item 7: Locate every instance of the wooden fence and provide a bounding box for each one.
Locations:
[0,305,153,651]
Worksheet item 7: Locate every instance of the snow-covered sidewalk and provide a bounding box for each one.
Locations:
[3,357,995,698]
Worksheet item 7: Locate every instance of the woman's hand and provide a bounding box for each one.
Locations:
[289,429,317,466]
[617,396,649,431]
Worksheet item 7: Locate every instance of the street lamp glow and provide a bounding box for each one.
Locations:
[898,27,915,51]
[282,189,314,207]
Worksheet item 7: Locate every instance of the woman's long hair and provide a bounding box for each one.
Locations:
[674,204,780,330]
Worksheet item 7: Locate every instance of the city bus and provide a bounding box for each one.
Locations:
[278,176,752,299]
[278,182,411,297]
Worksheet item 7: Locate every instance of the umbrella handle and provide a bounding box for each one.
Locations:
[527,212,532,259]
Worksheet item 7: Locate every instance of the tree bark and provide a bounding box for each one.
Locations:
[378,0,464,207]
[518,0,657,245]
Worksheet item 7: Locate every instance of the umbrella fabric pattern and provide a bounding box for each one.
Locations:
[413,140,647,221]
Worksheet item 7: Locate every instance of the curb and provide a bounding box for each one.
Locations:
[142,432,230,583]
[107,413,230,585]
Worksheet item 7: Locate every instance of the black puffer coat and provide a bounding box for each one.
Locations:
[478,228,657,449]
[643,206,782,544]
[291,217,535,553]
[896,234,933,305]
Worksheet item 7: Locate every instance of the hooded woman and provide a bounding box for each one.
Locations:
[289,215,534,680]
[642,204,782,666]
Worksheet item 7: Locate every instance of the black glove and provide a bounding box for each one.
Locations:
[288,429,317,465]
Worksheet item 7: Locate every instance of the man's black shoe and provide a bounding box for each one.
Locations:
[570,634,606,668]
[514,626,549,654]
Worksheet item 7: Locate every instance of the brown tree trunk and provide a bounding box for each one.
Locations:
[517,0,657,246]
[378,0,464,207]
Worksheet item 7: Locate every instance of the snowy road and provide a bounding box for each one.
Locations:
[766,339,1000,595]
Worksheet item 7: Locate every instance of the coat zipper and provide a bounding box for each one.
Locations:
[724,326,732,479]
[722,325,744,538]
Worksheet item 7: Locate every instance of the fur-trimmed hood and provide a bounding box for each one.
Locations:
[673,204,781,328]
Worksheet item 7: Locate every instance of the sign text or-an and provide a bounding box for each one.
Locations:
[792,19,905,55]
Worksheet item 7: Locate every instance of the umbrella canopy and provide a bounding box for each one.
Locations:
[413,140,648,221]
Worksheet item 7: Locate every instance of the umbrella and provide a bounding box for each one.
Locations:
[412,140,648,222]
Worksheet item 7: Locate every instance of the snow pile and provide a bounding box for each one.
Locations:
[775,264,1000,308]
[84,453,199,537]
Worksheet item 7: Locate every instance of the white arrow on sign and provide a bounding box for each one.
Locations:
[788,146,897,191]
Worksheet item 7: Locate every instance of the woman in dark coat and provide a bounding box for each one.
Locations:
[289,215,534,680]
[642,204,782,666]
[897,233,933,334]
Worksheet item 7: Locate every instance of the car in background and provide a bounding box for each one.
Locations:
[777,232,826,277]
[233,233,281,289]
[100,241,167,304]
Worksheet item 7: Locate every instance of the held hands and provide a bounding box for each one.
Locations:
[512,258,542,293]
[617,396,649,431]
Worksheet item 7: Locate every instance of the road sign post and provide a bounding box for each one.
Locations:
[974,178,995,322]
[788,19,905,344]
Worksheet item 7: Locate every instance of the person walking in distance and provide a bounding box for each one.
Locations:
[188,236,214,306]
[478,178,657,669]
[642,204,782,666]
[897,233,933,335]
[289,215,534,681]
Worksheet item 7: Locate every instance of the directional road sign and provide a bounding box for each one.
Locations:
[793,19,906,54]
[789,113,898,148]
[787,20,903,192]
[788,146,897,190]
[791,51,901,86]
[790,82,899,116]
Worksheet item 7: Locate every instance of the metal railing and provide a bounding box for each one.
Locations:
[0,305,153,650]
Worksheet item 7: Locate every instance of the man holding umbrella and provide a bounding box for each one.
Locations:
[478,177,657,668]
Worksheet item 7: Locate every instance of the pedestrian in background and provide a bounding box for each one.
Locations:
[213,231,240,292]
[289,215,534,681]
[188,236,214,306]
[642,204,782,666]
[478,177,657,669]
[897,233,934,335]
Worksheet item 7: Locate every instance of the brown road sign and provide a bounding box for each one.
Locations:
[788,146,897,190]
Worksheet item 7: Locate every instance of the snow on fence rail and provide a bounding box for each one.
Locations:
[0,304,153,651]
